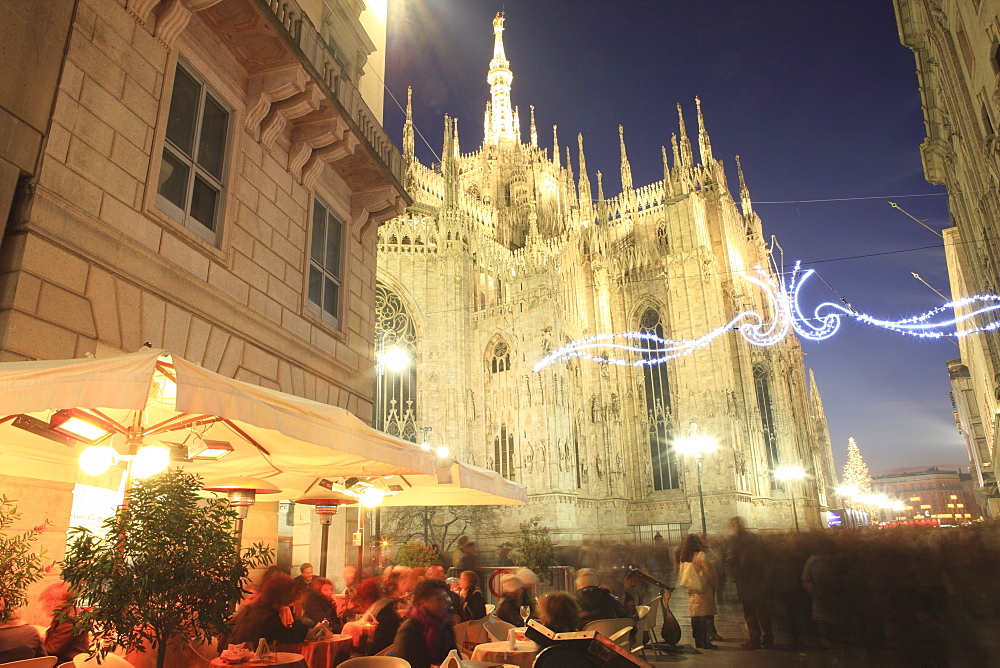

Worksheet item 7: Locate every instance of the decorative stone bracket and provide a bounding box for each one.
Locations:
[245,64,310,136]
[259,82,324,149]
[353,187,407,245]
[285,108,363,189]
[127,0,224,48]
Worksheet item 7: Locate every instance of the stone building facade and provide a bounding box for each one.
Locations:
[0,0,406,619]
[374,15,838,541]
[873,466,983,524]
[894,0,1000,513]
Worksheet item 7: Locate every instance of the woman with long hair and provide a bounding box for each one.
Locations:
[678,533,717,650]
[458,570,486,621]
[393,579,457,668]
[537,592,581,633]
[227,574,309,647]
[303,577,340,630]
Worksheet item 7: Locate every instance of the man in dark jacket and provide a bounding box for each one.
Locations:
[574,568,628,624]
[727,517,774,650]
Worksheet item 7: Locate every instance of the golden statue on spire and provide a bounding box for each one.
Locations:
[493,11,505,28]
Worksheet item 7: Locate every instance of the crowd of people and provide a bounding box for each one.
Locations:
[5,521,1000,666]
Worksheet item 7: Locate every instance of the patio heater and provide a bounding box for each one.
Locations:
[294,488,357,578]
[203,477,281,546]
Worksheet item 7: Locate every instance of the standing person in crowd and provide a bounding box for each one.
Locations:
[292,563,314,596]
[458,570,487,621]
[537,592,581,633]
[678,534,717,650]
[451,536,469,568]
[574,568,627,625]
[393,579,457,668]
[39,582,89,663]
[458,540,481,572]
[727,517,774,650]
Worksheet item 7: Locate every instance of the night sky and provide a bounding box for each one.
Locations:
[381,0,967,474]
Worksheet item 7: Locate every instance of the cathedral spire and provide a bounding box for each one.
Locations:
[735,155,754,218]
[577,133,593,216]
[453,117,460,157]
[618,125,633,193]
[695,96,713,165]
[677,104,694,169]
[485,12,517,145]
[661,145,674,197]
[402,86,414,162]
[596,170,607,222]
[530,105,538,147]
[552,125,560,167]
[809,369,826,418]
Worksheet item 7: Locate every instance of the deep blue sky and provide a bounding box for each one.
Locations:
[381,0,968,474]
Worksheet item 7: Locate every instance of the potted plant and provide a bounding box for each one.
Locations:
[393,542,440,568]
[61,468,271,668]
[0,495,48,622]
[509,515,558,576]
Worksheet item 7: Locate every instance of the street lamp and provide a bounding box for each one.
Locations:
[774,465,806,532]
[673,422,718,536]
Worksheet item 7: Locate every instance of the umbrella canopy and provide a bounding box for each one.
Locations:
[377,461,527,506]
[0,349,437,490]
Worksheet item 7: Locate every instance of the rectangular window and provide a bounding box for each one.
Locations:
[308,197,344,325]
[157,62,230,241]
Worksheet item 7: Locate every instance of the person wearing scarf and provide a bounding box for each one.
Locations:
[393,579,457,668]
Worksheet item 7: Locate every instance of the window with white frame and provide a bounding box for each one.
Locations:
[308,197,344,325]
[157,61,230,240]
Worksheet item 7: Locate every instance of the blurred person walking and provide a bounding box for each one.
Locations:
[678,534,717,650]
[727,517,774,650]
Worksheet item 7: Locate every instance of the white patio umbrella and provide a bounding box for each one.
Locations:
[0,348,437,490]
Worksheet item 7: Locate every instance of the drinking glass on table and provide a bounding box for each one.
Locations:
[519,605,531,627]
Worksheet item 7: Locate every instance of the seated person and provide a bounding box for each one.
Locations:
[366,566,412,655]
[574,568,628,625]
[458,570,486,621]
[393,579,457,668]
[0,610,44,663]
[227,575,310,647]
[303,577,340,631]
[538,592,581,633]
[40,582,89,663]
[495,574,531,626]
[342,577,379,625]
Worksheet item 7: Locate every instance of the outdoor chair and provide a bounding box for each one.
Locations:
[337,657,411,667]
[632,603,661,660]
[483,617,515,642]
[72,654,132,668]
[484,603,496,615]
[455,614,491,653]
[582,618,634,648]
[2,658,57,668]
[57,663,75,668]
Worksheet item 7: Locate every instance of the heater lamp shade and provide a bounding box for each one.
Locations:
[202,477,282,494]
[295,488,357,506]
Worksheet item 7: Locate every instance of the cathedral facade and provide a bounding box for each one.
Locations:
[375,15,838,541]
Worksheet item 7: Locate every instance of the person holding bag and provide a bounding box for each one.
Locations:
[678,533,717,649]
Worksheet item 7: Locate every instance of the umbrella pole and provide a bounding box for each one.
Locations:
[357,508,365,577]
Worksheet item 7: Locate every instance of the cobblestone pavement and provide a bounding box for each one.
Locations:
[636,585,1000,667]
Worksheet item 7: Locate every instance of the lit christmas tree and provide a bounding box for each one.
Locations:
[841,437,878,523]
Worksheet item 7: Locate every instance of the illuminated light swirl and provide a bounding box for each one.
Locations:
[532,261,1000,372]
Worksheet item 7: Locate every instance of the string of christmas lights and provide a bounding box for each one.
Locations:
[532,261,1000,372]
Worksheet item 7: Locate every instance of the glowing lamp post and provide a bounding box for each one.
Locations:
[774,465,806,532]
[295,488,357,578]
[674,423,718,536]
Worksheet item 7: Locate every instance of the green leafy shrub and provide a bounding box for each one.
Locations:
[509,515,558,575]
[394,541,440,568]
[0,495,48,623]
[61,468,272,668]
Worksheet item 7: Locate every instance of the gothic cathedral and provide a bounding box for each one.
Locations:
[375,14,838,540]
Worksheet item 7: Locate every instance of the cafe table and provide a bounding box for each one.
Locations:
[297,635,352,668]
[209,651,307,668]
[470,639,540,668]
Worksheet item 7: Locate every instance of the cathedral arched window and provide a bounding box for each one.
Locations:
[638,307,679,490]
[374,283,417,441]
[490,340,511,373]
[753,364,780,475]
[493,423,515,480]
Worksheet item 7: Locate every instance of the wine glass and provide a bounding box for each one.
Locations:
[520,604,531,628]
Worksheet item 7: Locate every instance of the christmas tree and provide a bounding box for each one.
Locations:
[841,437,877,522]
